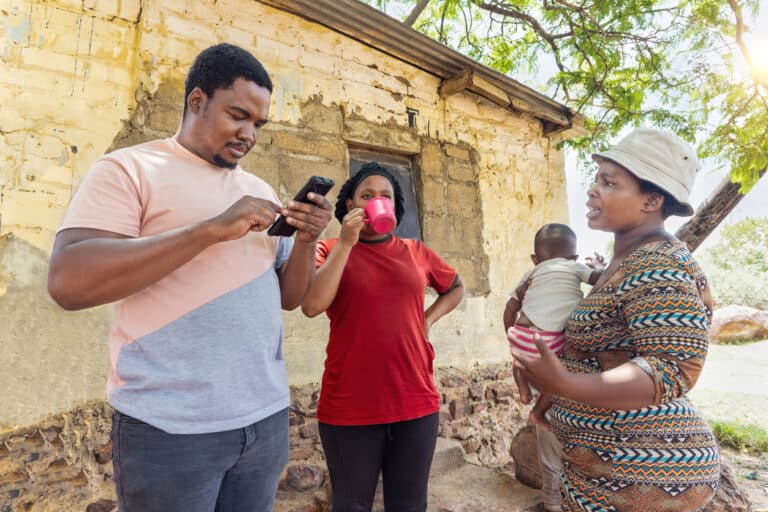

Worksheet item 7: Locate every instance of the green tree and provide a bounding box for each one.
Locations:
[366,0,765,186]
[700,217,768,307]
[364,1,766,245]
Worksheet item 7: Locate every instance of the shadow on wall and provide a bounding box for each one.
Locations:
[0,233,112,432]
[107,72,186,153]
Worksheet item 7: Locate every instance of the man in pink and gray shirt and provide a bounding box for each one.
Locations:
[47,44,332,512]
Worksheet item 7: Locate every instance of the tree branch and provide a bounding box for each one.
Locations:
[477,1,563,44]
[477,0,569,78]
[438,0,448,43]
[715,91,760,136]
[403,0,431,27]
[553,0,603,35]
[676,168,767,251]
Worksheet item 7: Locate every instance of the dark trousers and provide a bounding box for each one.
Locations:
[319,412,439,512]
[111,408,288,512]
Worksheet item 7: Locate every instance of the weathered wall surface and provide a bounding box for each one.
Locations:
[1,0,139,431]
[0,0,568,430]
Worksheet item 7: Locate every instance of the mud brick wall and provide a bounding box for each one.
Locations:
[2,0,569,431]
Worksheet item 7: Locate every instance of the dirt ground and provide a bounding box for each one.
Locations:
[273,340,768,512]
[687,339,768,511]
[427,463,541,512]
[423,339,768,512]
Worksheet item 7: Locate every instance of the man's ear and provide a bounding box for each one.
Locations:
[642,192,664,213]
[530,254,539,265]
[187,87,206,115]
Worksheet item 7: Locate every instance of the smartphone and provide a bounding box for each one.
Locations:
[267,176,335,236]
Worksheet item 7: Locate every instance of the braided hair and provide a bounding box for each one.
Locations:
[334,162,405,226]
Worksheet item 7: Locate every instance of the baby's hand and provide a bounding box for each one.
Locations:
[585,252,606,271]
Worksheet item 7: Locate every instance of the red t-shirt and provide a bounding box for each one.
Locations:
[315,236,458,425]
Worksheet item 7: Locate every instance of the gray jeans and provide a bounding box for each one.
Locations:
[111,407,289,512]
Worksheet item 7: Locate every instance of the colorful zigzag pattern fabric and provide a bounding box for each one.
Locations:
[550,240,720,511]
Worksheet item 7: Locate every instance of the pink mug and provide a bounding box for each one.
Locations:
[364,196,397,234]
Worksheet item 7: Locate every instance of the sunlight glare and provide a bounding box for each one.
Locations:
[741,13,768,84]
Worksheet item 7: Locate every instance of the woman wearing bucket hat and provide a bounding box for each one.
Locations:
[510,128,721,511]
[301,162,465,511]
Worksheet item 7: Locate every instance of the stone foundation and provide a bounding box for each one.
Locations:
[0,363,526,511]
[1,363,749,511]
[0,401,115,512]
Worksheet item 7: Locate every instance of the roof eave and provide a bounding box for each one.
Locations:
[256,0,582,136]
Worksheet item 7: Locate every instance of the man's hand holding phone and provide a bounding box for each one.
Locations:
[206,175,334,243]
[280,192,333,243]
[268,176,335,242]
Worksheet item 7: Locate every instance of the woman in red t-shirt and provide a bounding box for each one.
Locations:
[302,162,465,511]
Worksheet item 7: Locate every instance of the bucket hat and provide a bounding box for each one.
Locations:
[593,127,700,216]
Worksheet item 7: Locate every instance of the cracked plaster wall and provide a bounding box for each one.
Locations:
[0,0,569,430]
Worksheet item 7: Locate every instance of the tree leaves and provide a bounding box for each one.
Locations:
[364,0,767,190]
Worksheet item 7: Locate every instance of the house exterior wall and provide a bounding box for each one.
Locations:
[0,0,569,431]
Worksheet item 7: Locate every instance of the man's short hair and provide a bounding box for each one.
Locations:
[184,43,273,116]
[534,223,577,260]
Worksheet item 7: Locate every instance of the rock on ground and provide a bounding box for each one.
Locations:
[709,305,768,343]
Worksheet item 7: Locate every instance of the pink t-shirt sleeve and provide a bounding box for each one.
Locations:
[59,157,142,237]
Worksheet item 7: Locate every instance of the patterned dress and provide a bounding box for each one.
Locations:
[550,240,721,511]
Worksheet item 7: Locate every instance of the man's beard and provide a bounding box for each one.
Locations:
[213,153,238,169]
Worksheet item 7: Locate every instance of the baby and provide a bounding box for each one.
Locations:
[503,223,603,512]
